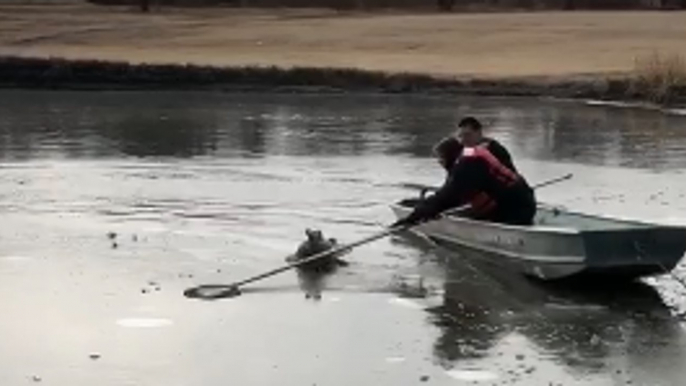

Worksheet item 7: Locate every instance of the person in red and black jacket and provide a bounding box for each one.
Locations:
[457,116,518,173]
[393,137,535,228]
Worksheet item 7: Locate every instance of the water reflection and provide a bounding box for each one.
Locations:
[518,281,678,373]
[236,116,268,156]
[426,294,507,365]
[103,114,219,158]
[424,246,685,377]
[2,90,686,169]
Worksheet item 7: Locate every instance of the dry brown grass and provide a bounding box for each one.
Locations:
[2,4,686,79]
[2,4,686,104]
[631,52,686,104]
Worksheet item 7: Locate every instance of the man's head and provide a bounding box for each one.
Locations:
[433,136,463,171]
[457,116,483,147]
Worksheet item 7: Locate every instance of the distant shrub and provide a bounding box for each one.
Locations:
[631,52,686,105]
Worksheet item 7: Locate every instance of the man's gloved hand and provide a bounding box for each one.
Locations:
[390,215,421,229]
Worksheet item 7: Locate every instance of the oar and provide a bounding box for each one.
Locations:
[183,173,573,300]
[529,173,573,189]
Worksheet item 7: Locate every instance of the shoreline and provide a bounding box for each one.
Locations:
[4,56,684,109]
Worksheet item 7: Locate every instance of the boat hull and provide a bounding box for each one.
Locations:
[391,202,686,281]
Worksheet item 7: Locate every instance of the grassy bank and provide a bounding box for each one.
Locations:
[4,55,685,107]
[2,5,686,106]
[4,6,686,77]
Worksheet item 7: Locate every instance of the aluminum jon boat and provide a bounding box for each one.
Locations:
[390,200,686,281]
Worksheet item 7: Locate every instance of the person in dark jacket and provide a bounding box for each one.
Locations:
[457,116,518,173]
[393,137,536,228]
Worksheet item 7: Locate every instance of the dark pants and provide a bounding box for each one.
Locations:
[490,185,537,226]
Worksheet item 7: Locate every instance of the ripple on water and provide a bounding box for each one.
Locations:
[387,297,424,309]
[445,369,499,382]
[116,318,173,328]
[0,256,33,263]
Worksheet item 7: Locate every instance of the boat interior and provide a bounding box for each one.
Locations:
[532,205,652,231]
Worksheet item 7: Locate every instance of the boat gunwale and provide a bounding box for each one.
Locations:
[390,203,580,235]
[534,202,686,229]
[391,201,686,234]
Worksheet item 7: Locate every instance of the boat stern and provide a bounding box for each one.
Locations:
[580,228,686,278]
